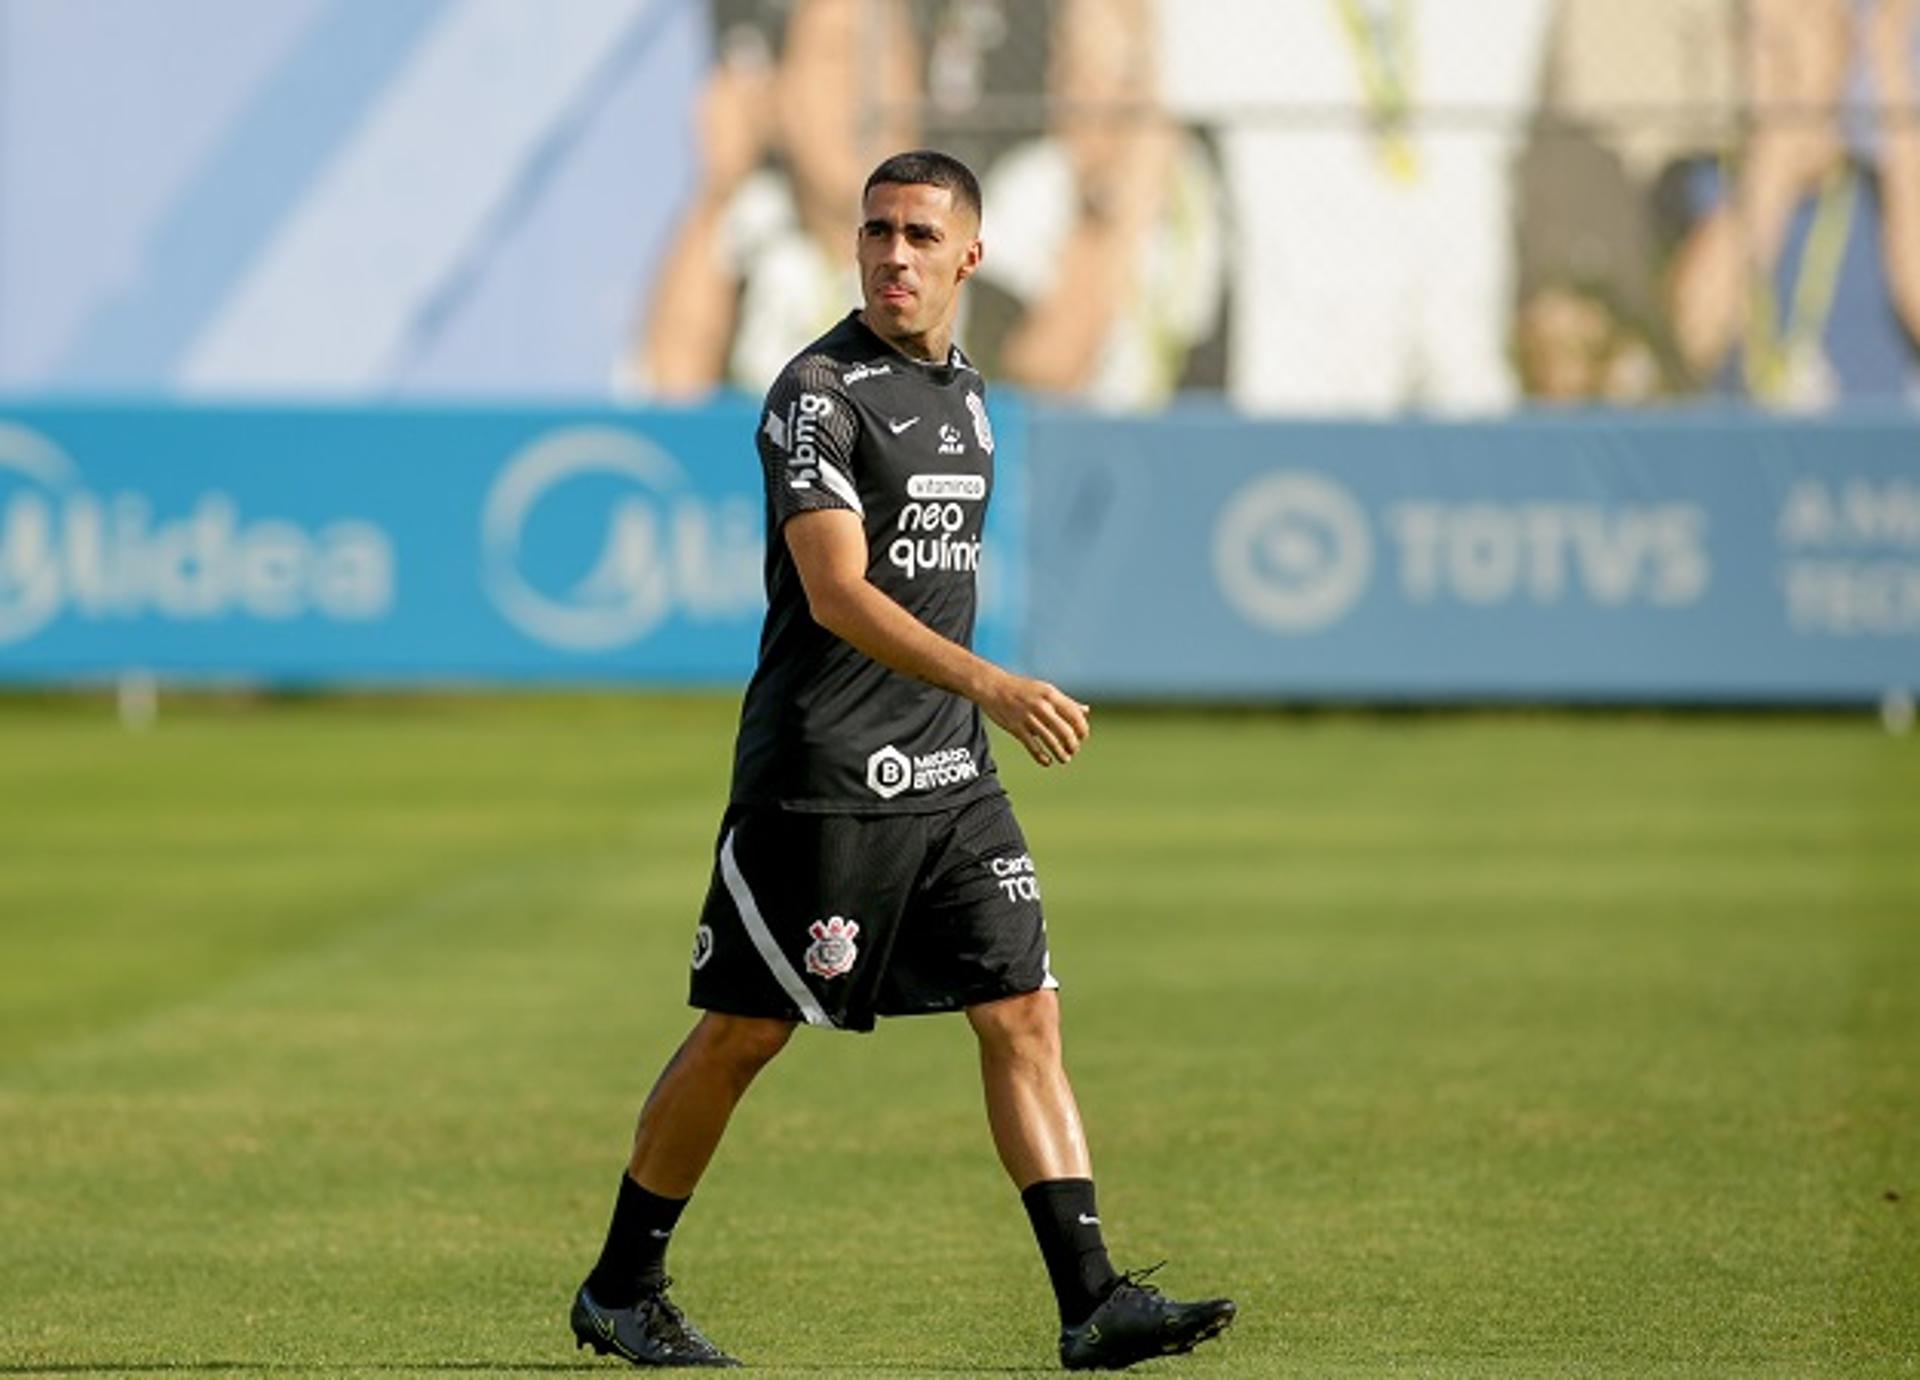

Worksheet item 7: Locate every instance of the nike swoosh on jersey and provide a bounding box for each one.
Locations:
[888,416,921,434]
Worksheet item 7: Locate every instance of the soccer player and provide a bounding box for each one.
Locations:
[569,149,1235,1371]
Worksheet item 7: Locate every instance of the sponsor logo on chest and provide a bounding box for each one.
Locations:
[886,475,987,579]
[842,361,893,386]
[907,474,986,501]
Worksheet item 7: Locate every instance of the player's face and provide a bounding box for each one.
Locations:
[856,181,982,358]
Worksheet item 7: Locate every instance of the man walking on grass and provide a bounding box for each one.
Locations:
[570,149,1235,1371]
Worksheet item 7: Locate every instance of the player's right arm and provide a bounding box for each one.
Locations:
[785,508,1091,768]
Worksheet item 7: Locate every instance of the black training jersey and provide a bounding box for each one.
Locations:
[729,311,1004,814]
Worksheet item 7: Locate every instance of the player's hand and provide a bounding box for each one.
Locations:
[982,673,1092,768]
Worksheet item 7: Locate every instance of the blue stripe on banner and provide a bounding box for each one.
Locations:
[52,0,451,388]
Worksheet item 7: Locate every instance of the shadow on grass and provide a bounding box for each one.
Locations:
[0,1365,1053,1376]
[0,1369,602,1377]
[0,1369,580,1376]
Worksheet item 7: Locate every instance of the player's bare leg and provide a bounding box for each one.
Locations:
[969,989,1091,1186]
[969,989,1235,1371]
[628,1013,796,1195]
[573,1014,794,1368]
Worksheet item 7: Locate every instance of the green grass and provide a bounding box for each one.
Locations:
[1,694,1916,1377]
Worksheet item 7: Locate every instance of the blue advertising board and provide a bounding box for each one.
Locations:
[2,402,1915,700]
[1025,410,1920,701]
[0,402,1027,683]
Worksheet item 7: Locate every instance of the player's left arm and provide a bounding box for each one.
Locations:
[785,508,1091,767]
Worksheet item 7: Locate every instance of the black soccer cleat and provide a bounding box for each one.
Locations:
[570,1281,741,1368]
[1058,1265,1236,1371]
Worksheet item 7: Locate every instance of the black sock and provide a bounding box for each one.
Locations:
[1021,1178,1121,1327]
[584,1173,689,1307]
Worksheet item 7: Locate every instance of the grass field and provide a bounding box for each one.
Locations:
[1,694,1916,1378]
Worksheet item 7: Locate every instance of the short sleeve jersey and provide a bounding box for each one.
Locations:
[730,311,1004,814]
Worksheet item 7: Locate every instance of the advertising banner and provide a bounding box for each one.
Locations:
[0,403,1027,683]
[1026,411,1920,701]
[3,402,1912,700]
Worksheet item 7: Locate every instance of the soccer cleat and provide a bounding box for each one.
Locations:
[1058,1264,1236,1371]
[570,1281,740,1368]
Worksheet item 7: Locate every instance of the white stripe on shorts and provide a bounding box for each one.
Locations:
[719,828,833,1028]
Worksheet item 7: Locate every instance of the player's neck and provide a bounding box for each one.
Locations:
[860,308,954,365]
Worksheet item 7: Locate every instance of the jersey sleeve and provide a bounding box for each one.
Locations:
[755,355,864,527]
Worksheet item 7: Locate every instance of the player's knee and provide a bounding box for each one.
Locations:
[691,1012,795,1076]
[968,989,1062,1061]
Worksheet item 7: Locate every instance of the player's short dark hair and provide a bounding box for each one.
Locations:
[864,150,982,225]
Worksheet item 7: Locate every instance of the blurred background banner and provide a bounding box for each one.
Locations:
[5,0,1916,413]
[1,400,1910,698]
[0,0,706,398]
[0,401,1026,682]
[1027,410,1920,699]
[0,404,759,681]
[0,0,1913,697]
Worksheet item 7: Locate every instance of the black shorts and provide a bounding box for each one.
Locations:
[688,791,1056,1032]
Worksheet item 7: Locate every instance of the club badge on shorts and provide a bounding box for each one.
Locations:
[804,916,860,979]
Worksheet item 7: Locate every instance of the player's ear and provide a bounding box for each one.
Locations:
[956,236,983,283]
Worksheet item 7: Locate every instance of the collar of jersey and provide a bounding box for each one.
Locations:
[846,310,972,381]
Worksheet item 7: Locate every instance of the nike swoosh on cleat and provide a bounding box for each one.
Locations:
[577,1296,617,1342]
[576,1293,642,1363]
[1077,1213,1100,1225]
[888,416,920,434]
[593,1310,637,1361]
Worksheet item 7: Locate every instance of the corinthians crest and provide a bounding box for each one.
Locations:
[964,392,994,454]
[804,915,860,979]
